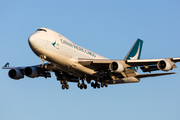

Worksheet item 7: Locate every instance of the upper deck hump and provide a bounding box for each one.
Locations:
[38,27,73,43]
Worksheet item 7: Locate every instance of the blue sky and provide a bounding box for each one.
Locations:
[0,0,180,120]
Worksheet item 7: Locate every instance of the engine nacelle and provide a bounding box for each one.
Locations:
[8,69,24,80]
[109,61,124,73]
[157,60,173,71]
[24,67,39,78]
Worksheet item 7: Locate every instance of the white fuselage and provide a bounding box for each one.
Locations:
[4,28,177,86]
[28,28,140,84]
[28,28,107,78]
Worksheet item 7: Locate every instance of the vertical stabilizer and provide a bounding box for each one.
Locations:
[4,62,9,67]
[124,39,143,72]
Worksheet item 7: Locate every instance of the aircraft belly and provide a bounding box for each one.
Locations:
[67,62,96,76]
[38,48,69,66]
[37,47,96,77]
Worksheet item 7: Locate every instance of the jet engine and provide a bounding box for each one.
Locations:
[157,60,173,71]
[8,69,24,80]
[109,61,124,73]
[24,67,39,78]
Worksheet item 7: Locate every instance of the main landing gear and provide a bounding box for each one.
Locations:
[90,70,109,89]
[77,80,87,90]
[60,80,69,90]
[100,82,108,88]
[91,82,108,89]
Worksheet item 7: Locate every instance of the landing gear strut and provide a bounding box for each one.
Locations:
[39,55,46,68]
[77,80,87,90]
[91,70,109,89]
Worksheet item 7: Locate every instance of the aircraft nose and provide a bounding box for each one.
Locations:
[28,35,37,48]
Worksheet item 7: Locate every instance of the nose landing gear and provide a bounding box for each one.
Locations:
[39,55,46,68]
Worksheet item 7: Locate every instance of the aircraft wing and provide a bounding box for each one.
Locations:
[2,62,58,79]
[126,58,180,72]
[2,62,81,84]
[126,57,180,66]
[78,57,180,72]
[2,62,55,70]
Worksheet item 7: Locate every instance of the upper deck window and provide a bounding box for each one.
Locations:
[37,29,47,32]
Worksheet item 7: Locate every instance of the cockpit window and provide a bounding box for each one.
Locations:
[37,29,47,32]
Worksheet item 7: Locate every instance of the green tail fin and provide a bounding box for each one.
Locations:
[4,62,9,67]
[124,38,143,72]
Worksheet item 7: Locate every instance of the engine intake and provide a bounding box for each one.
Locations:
[109,61,124,73]
[24,67,39,78]
[157,60,173,71]
[8,69,24,80]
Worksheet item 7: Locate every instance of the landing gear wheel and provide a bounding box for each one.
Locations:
[62,84,66,90]
[64,80,68,84]
[80,85,83,90]
[82,83,85,88]
[60,80,64,84]
[105,83,108,87]
[101,83,104,87]
[91,82,94,87]
[95,82,98,88]
[66,84,69,89]
[84,84,87,89]
[97,84,100,88]
[77,83,80,88]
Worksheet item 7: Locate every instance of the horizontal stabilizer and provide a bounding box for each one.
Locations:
[135,72,176,78]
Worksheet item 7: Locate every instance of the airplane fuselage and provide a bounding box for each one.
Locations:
[29,28,107,78]
[28,28,140,84]
[4,27,179,90]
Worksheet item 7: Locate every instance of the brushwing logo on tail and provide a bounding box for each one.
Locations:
[130,43,141,60]
[124,39,143,72]
[129,43,141,71]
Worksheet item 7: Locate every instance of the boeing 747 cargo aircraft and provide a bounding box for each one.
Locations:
[2,28,180,90]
